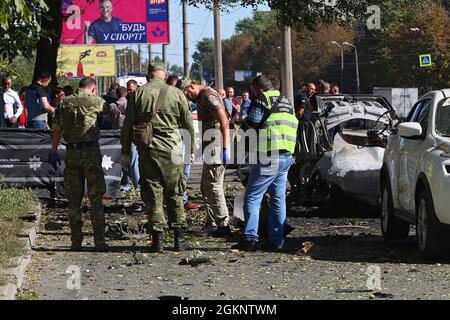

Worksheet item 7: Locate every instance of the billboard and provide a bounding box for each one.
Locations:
[61,0,169,45]
[57,45,116,77]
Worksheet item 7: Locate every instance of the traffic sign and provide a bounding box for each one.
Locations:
[419,54,432,67]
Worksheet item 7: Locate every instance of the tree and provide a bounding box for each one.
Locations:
[353,0,450,93]
[0,0,47,77]
[192,37,215,81]
[169,64,184,76]
[194,10,354,90]
[33,0,62,85]
[188,0,371,29]
[0,54,36,89]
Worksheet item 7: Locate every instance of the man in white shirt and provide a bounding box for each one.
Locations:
[2,77,23,128]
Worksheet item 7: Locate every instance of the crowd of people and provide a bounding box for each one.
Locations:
[1,67,339,253]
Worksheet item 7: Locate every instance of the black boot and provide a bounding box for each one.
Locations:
[91,218,111,252]
[69,220,83,251]
[174,228,190,252]
[211,226,232,238]
[150,231,165,253]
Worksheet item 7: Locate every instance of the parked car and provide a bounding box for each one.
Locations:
[380,89,450,259]
[288,94,398,208]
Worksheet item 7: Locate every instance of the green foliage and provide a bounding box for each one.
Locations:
[355,0,450,93]
[0,187,37,269]
[192,37,215,79]
[189,0,370,29]
[169,64,184,77]
[0,0,48,61]
[192,1,449,93]
[0,53,36,89]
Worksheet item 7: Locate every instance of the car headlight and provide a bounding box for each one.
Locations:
[438,143,450,158]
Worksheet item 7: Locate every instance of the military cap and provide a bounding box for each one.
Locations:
[176,77,192,91]
[148,61,168,73]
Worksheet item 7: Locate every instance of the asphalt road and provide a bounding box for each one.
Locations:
[19,168,450,300]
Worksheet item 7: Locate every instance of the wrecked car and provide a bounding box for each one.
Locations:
[288,94,398,208]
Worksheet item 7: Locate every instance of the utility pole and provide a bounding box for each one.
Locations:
[130,46,134,73]
[123,50,128,75]
[281,26,294,104]
[148,44,152,64]
[182,0,190,76]
[138,45,142,73]
[162,44,168,65]
[213,0,223,90]
[117,53,122,76]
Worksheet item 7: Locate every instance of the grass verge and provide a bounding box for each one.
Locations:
[0,185,38,284]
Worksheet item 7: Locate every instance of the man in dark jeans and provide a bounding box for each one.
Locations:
[25,71,55,129]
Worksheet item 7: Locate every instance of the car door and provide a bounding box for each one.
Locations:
[397,98,432,212]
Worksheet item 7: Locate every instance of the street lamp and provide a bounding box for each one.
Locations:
[331,41,344,92]
[343,42,360,94]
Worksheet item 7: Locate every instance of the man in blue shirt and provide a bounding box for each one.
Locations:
[85,0,123,44]
[218,89,233,118]
[239,90,251,122]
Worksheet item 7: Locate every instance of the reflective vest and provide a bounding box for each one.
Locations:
[257,90,298,154]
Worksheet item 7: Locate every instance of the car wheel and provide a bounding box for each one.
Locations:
[416,189,450,260]
[380,179,410,240]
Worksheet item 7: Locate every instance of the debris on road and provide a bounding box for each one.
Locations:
[336,288,373,293]
[298,241,316,256]
[369,292,394,299]
[158,295,189,300]
[106,221,149,240]
[133,252,150,264]
[179,257,212,267]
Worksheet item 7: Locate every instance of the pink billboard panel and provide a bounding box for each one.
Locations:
[61,0,169,45]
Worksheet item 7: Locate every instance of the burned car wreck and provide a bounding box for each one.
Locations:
[288,95,398,208]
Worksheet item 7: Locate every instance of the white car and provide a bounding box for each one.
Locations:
[381,89,450,259]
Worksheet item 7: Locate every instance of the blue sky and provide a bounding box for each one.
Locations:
[144,1,270,67]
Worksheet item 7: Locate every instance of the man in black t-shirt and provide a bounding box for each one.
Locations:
[25,71,55,129]
[294,83,316,122]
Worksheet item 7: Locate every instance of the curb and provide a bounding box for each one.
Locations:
[0,203,42,300]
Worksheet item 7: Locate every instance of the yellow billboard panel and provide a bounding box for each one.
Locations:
[57,45,116,77]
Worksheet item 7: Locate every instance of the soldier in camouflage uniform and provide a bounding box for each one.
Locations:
[50,77,110,252]
[176,77,232,238]
[121,62,194,253]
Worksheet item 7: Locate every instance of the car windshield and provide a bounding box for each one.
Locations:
[436,99,450,137]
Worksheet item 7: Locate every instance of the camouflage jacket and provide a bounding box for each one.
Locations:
[121,77,194,155]
[53,89,104,144]
[195,86,225,133]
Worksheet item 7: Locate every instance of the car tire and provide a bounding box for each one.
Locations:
[380,179,410,240]
[416,189,450,260]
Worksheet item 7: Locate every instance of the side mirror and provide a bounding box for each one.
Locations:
[398,122,423,139]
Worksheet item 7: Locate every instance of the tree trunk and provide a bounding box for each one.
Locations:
[33,0,62,87]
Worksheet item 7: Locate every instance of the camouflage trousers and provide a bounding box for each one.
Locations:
[64,146,106,226]
[201,163,230,227]
[139,148,186,232]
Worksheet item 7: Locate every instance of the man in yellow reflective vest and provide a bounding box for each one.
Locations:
[232,75,298,252]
